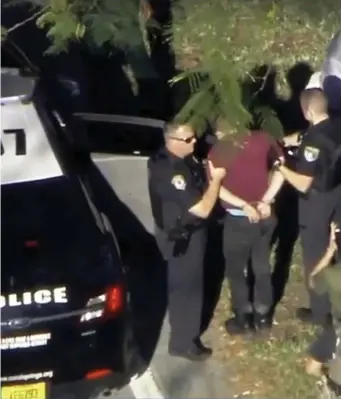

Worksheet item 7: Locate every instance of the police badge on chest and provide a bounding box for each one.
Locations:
[304,146,320,162]
[171,175,187,190]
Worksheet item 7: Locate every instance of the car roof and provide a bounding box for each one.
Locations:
[1,68,64,186]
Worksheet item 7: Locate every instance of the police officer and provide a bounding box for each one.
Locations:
[148,123,226,361]
[273,88,341,325]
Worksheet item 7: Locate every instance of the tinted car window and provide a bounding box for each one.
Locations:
[1,41,38,74]
[1,44,21,69]
[86,121,164,156]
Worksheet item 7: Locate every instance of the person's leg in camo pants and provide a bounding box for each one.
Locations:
[324,266,341,397]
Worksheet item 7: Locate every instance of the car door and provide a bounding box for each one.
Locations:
[74,113,165,235]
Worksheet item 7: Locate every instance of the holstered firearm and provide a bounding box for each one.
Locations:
[167,216,204,257]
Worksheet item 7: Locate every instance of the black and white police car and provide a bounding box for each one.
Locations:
[0,67,137,399]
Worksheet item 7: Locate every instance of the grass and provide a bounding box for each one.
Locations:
[206,242,324,399]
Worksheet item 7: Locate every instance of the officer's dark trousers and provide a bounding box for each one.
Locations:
[156,228,207,351]
[299,187,341,321]
[223,214,276,314]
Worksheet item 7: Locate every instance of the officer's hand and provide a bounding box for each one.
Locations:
[243,203,260,223]
[282,132,301,147]
[329,222,339,252]
[208,160,226,180]
[256,201,271,219]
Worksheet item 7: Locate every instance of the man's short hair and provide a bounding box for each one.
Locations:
[300,88,328,115]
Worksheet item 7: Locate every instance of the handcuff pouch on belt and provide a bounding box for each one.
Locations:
[165,213,203,256]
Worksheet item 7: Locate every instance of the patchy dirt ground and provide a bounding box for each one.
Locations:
[205,243,324,399]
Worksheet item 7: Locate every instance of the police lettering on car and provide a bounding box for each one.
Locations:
[0,287,68,308]
[148,123,226,361]
[273,88,341,325]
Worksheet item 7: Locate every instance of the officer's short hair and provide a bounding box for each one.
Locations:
[164,123,182,138]
[164,123,194,139]
[300,88,328,115]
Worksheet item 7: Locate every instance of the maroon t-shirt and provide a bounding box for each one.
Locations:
[207,131,283,208]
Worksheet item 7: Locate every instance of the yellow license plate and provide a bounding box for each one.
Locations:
[1,382,46,399]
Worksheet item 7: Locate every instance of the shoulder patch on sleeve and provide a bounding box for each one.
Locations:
[171,175,186,190]
[303,146,320,162]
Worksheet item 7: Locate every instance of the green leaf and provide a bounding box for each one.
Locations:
[36,11,56,29]
[85,12,116,47]
[256,106,284,139]
[49,0,68,12]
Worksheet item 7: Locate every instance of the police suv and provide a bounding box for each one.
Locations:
[1,67,136,398]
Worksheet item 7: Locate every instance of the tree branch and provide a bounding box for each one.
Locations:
[6,6,48,35]
[251,65,272,99]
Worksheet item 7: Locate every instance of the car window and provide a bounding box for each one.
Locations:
[1,41,38,74]
[84,120,165,156]
[1,176,103,270]
[1,43,23,69]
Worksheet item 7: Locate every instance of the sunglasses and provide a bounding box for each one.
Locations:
[169,135,196,144]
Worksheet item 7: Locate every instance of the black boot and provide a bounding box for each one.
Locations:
[224,312,255,336]
[194,338,213,356]
[168,338,212,361]
[254,311,273,332]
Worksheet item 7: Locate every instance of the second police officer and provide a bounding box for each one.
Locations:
[147,123,226,361]
[274,88,341,326]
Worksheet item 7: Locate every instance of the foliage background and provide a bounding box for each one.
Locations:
[170,0,340,133]
[1,0,340,134]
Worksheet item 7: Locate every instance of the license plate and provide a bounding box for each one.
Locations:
[1,382,46,399]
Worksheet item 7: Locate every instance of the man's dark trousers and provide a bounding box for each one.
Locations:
[299,187,341,322]
[223,214,276,314]
[156,228,207,351]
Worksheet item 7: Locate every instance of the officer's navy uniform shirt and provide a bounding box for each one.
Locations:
[296,117,341,192]
[148,148,206,234]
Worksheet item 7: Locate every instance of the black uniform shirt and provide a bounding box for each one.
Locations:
[148,148,205,233]
[296,118,341,191]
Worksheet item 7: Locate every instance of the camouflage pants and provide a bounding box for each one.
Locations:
[320,376,341,399]
[319,266,341,392]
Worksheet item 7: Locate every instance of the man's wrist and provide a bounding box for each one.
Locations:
[260,199,273,205]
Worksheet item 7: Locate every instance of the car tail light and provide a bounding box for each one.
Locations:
[24,240,39,248]
[86,369,112,380]
[80,284,125,323]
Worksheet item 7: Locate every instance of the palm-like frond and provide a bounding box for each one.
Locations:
[169,0,339,136]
